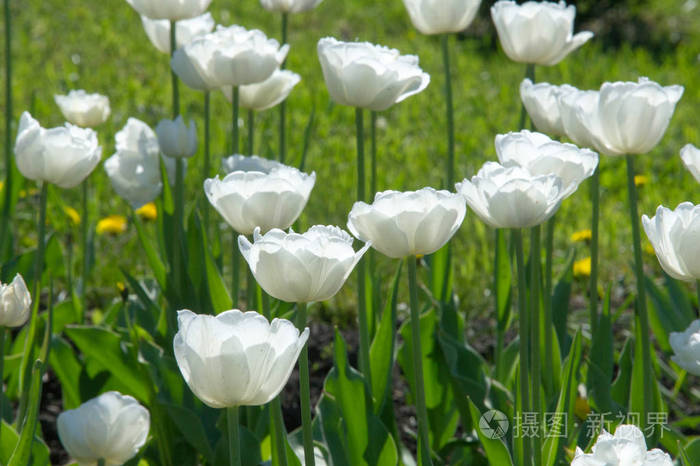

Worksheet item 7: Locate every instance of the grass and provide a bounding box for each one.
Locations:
[3,0,700,323]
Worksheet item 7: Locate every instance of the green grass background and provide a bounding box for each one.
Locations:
[4,0,700,322]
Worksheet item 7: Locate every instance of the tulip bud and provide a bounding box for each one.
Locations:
[173,309,309,408]
[317,37,430,112]
[402,0,481,35]
[57,391,150,465]
[155,116,197,159]
[669,320,700,376]
[519,79,576,137]
[491,1,593,66]
[572,425,672,466]
[0,274,31,327]
[125,0,212,21]
[223,69,301,111]
[680,144,700,183]
[54,90,111,128]
[347,188,466,259]
[140,12,214,54]
[239,226,370,303]
[14,112,102,189]
[260,0,324,13]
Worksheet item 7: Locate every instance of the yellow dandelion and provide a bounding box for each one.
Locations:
[570,229,592,243]
[0,181,4,191]
[573,257,591,278]
[64,206,81,225]
[634,175,648,187]
[96,215,127,235]
[135,202,157,221]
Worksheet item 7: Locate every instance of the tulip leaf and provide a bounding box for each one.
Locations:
[8,360,44,466]
[437,327,490,412]
[588,285,615,414]
[645,273,695,352]
[467,399,513,465]
[427,244,451,303]
[610,337,633,407]
[165,403,215,463]
[495,228,512,335]
[133,214,167,291]
[0,420,49,466]
[64,326,153,403]
[551,250,574,355]
[48,336,82,410]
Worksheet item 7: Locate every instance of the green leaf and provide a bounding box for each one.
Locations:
[495,228,512,334]
[610,338,633,407]
[8,360,44,466]
[588,285,615,413]
[133,215,167,291]
[0,420,49,466]
[551,250,575,356]
[468,399,513,465]
[165,403,215,463]
[681,438,700,465]
[437,327,489,413]
[48,336,82,410]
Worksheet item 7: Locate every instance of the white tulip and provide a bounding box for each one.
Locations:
[457,162,565,229]
[519,79,576,137]
[260,0,323,13]
[558,88,606,152]
[317,37,430,112]
[205,157,315,234]
[174,309,309,408]
[54,90,111,128]
[57,391,150,466]
[223,69,301,111]
[642,202,700,282]
[495,130,598,196]
[0,274,31,328]
[105,120,164,209]
[680,144,700,183]
[347,188,466,259]
[402,0,482,35]
[171,25,289,90]
[125,0,211,21]
[140,12,214,54]
[572,424,672,466]
[491,1,593,66]
[14,112,101,189]
[239,226,370,303]
[669,319,700,376]
[155,115,197,158]
[221,154,285,174]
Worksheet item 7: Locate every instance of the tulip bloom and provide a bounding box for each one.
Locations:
[669,320,700,376]
[155,115,197,158]
[317,37,430,112]
[491,1,593,66]
[171,25,289,91]
[0,274,31,327]
[54,90,111,128]
[222,154,285,174]
[519,79,576,138]
[239,226,370,303]
[402,0,481,35]
[260,0,323,13]
[125,0,212,21]
[642,203,700,282]
[223,69,301,111]
[105,119,163,209]
[173,309,309,408]
[347,188,466,259]
[57,391,150,465]
[141,12,214,54]
[572,425,672,466]
[205,157,315,235]
[558,89,605,152]
[457,162,566,229]
[14,112,101,189]
[680,144,700,183]
[495,130,598,195]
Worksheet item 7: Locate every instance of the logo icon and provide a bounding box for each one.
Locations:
[479,409,509,439]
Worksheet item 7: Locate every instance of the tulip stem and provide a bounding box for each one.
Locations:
[173,158,184,313]
[203,91,211,231]
[518,64,535,130]
[696,280,700,317]
[370,111,377,196]
[625,154,653,437]
[232,236,239,308]
[0,326,5,444]
[248,109,254,156]
[227,406,242,466]
[589,167,600,333]
[80,178,89,323]
[494,229,505,379]
[529,225,542,465]
[513,229,532,465]
[0,0,13,256]
[354,107,372,391]
[97,459,106,466]
[279,13,288,163]
[296,302,315,466]
[232,86,239,154]
[169,21,179,118]
[543,216,555,395]
[408,256,433,466]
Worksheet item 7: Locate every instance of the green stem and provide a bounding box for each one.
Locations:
[232,86,239,154]
[0,0,13,255]
[279,13,288,163]
[173,158,184,313]
[441,34,454,188]
[248,109,255,156]
[543,216,555,396]
[97,460,106,466]
[355,108,371,389]
[696,280,700,317]
[170,21,179,118]
[625,154,653,436]
[513,229,531,465]
[247,265,256,312]
[370,111,377,196]
[589,167,600,333]
[0,326,5,441]
[408,256,433,466]
[232,235,239,308]
[518,64,535,130]
[227,406,242,466]
[494,229,504,379]
[203,91,211,232]
[281,13,288,51]
[529,226,542,464]
[296,303,314,466]
[80,178,88,323]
